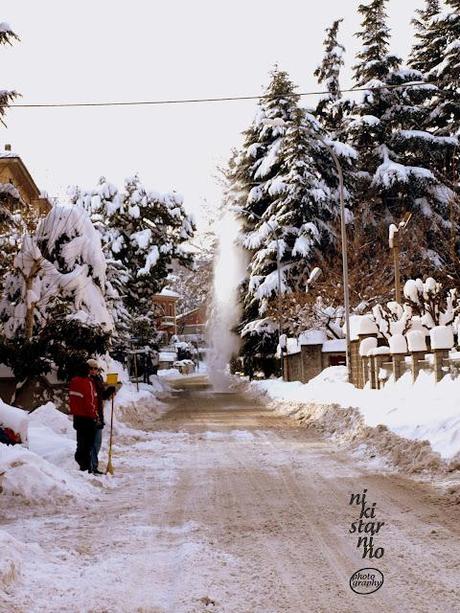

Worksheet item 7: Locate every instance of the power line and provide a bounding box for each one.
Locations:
[10,81,432,109]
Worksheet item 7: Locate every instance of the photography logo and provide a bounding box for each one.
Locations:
[349,568,384,595]
[348,489,385,594]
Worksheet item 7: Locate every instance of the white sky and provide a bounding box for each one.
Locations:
[2,0,422,228]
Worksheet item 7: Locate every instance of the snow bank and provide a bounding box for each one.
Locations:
[28,402,76,466]
[112,379,170,433]
[0,399,28,443]
[0,443,94,502]
[251,367,460,471]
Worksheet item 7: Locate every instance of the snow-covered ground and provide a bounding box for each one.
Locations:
[250,367,460,473]
[2,388,460,612]
[0,375,171,605]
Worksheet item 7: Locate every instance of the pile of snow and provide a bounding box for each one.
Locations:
[158,368,183,379]
[0,443,94,502]
[28,402,76,466]
[112,379,170,433]
[0,399,28,444]
[251,367,460,472]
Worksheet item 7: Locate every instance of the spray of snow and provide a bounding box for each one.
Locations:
[207,212,247,390]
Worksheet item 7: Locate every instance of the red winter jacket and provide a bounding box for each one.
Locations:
[69,376,98,420]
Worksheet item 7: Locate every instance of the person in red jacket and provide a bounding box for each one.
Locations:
[69,362,99,472]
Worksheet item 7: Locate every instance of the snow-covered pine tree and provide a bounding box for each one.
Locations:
[68,179,131,340]
[232,68,301,224]
[76,175,195,318]
[231,69,301,360]
[409,0,443,79]
[0,204,112,387]
[314,18,347,136]
[246,109,337,310]
[428,0,460,137]
[345,0,458,290]
[0,204,113,339]
[407,0,459,192]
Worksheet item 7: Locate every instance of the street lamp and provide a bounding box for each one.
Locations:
[389,212,412,304]
[316,137,351,375]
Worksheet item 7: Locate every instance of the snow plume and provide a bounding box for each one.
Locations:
[207,212,247,390]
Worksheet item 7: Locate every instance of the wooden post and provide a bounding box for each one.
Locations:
[375,355,387,389]
[370,355,378,389]
[284,351,289,382]
[361,356,368,387]
[411,351,425,382]
[392,354,404,381]
[434,349,449,383]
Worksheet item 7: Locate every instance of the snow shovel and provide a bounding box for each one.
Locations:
[105,373,118,475]
[106,394,115,475]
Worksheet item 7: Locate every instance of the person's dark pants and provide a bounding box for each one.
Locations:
[73,416,97,471]
[90,428,103,471]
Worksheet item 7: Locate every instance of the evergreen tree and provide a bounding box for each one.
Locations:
[0,205,113,396]
[429,0,460,137]
[409,0,443,78]
[75,175,195,317]
[0,205,113,339]
[0,22,21,284]
[345,0,458,289]
[232,69,301,222]
[230,69,301,356]
[314,18,347,135]
[0,22,19,127]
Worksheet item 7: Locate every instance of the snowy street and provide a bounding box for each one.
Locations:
[3,387,460,613]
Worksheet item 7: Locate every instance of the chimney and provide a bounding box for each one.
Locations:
[4,144,11,151]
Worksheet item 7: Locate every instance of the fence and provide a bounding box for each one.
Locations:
[283,332,460,388]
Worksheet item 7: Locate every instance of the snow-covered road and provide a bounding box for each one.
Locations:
[2,389,460,612]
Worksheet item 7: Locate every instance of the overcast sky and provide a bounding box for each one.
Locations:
[2,0,422,227]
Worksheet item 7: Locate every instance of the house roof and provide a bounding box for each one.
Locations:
[177,305,206,320]
[0,153,43,200]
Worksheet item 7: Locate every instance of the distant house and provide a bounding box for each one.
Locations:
[176,305,207,335]
[152,288,180,339]
[0,145,51,215]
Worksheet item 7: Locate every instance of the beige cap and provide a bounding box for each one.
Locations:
[87,358,100,368]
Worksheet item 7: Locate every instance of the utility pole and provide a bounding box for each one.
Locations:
[317,139,351,379]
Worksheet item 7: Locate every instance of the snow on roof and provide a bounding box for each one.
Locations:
[286,338,299,355]
[159,288,181,298]
[177,306,205,319]
[322,339,346,353]
[0,151,19,158]
[299,330,328,346]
